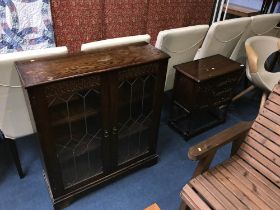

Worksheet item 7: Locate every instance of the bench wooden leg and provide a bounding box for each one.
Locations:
[179,201,190,210]
[7,139,24,179]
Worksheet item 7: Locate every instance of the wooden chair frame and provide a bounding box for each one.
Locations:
[180,82,280,210]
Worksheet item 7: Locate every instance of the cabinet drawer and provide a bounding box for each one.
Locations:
[197,71,241,109]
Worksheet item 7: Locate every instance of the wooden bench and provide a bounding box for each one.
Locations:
[180,82,280,209]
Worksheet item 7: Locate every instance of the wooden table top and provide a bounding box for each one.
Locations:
[223,3,259,17]
[174,54,244,83]
[16,42,169,88]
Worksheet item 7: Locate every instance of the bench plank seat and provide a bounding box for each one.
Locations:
[181,83,280,209]
[182,156,280,209]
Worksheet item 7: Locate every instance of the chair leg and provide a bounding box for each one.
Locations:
[232,85,255,101]
[7,139,24,179]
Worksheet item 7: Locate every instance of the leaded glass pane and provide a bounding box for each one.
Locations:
[117,74,156,165]
[48,88,103,188]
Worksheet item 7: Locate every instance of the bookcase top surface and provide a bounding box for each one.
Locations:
[16,42,169,88]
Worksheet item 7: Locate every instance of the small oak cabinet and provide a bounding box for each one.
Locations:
[16,42,169,210]
[169,55,243,138]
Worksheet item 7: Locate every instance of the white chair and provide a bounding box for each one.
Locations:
[194,17,251,60]
[0,47,68,140]
[155,25,209,91]
[81,34,151,52]
[245,36,280,92]
[231,13,280,64]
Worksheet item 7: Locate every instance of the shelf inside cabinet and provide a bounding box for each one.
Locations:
[119,94,153,108]
[57,132,102,161]
[49,93,100,127]
[52,109,99,127]
[57,133,103,188]
[118,116,152,140]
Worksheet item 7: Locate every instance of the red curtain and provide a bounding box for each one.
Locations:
[103,1,149,38]
[51,0,214,53]
[147,1,189,44]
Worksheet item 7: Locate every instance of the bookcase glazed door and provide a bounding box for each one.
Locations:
[111,62,165,168]
[46,76,108,189]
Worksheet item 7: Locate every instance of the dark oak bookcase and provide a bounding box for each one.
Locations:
[16,42,169,210]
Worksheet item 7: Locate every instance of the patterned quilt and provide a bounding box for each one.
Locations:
[0,0,55,54]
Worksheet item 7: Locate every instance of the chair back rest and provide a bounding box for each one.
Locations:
[155,25,209,91]
[0,47,68,139]
[81,34,151,52]
[238,83,280,186]
[231,13,280,63]
[246,36,279,72]
[195,17,251,60]
[245,36,279,91]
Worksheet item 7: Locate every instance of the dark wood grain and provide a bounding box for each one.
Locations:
[16,42,169,88]
[16,43,169,210]
[174,54,244,83]
[170,55,244,138]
